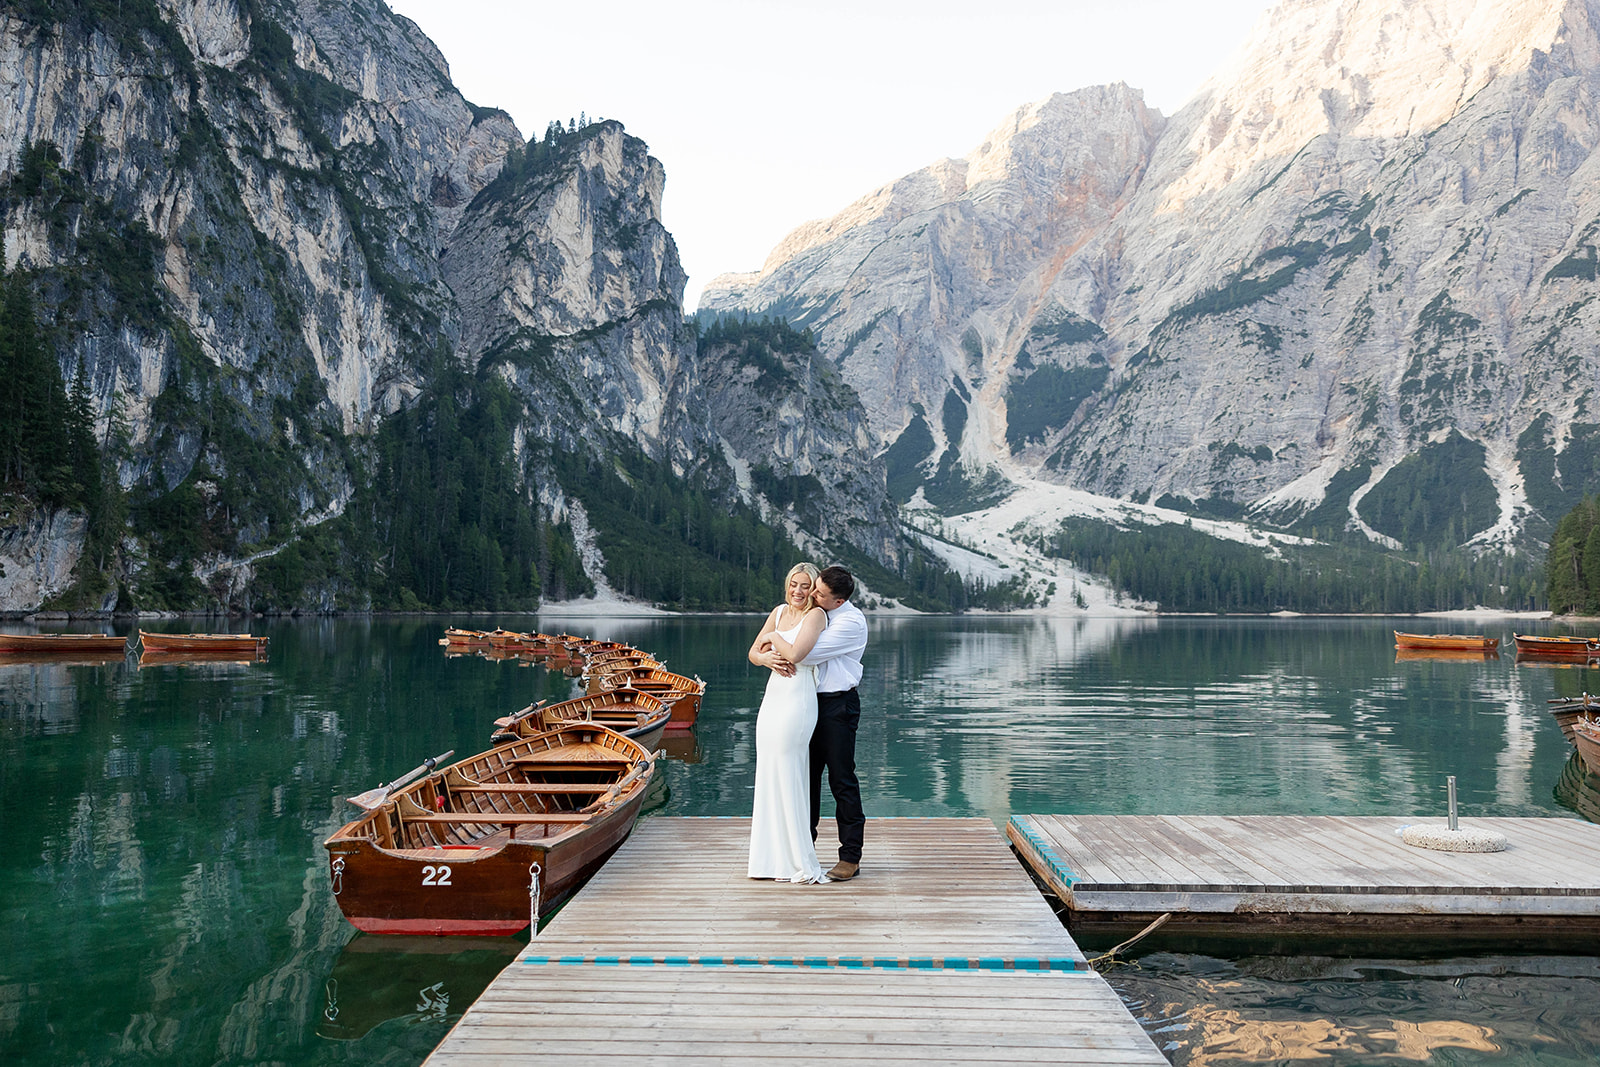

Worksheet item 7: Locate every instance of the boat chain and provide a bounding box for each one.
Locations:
[330,856,345,896]
[528,862,542,936]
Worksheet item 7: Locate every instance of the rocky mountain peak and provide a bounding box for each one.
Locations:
[701,81,1164,483]
[1157,0,1573,210]
[703,0,1600,555]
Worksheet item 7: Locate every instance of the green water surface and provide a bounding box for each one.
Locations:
[2,615,1597,1065]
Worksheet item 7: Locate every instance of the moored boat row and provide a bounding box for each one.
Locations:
[1390,630,1600,665]
[0,630,269,661]
[439,628,703,732]
[322,626,705,936]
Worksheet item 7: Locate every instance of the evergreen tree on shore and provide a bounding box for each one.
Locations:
[1548,497,1600,614]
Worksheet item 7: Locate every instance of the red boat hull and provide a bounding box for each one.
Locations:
[327,797,643,936]
[140,631,267,654]
[325,727,653,936]
[1514,633,1600,657]
[0,633,128,653]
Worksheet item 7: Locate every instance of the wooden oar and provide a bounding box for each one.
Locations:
[345,750,455,810]
[501,699,547,726]
[578,755,655,813]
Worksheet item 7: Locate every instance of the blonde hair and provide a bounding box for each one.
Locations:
[785,562,821,609]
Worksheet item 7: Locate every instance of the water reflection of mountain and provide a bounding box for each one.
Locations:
[0,658,127,733]
[866,617,1554,820]
[316,935,519,1041]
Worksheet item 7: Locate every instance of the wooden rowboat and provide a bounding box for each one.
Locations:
[597,667,704,731]
[539,634,586,668]
[1549,694,1600,744]
[1393,631,1499,651]
[585,644,647,663]
[485,629,539,649]
[139,631,268,655]
[0,632,128,654]
[491,690,671,752]
[441,628,491,647]
[585,648,657,669]
[1513,633,1600,657]
[1573,718,1600,776]
[514,632,561,655]
[584,652,663,694]
[574,640,632,657]
[324,724,654,936]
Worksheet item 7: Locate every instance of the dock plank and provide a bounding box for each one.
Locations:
[1012,814,1600,924]
[426,818,1167,1066]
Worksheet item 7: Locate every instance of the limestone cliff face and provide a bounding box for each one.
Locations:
[696,322,900,564]
[1053,0,1600,544]
[0,0,908,611]
[704,0,1600,548]
[443,123,714,472]
[1,0,519,435]
[0,0,528,607]
[705,85,1164,493]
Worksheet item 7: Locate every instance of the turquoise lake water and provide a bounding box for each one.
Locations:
[2,615,1598,1065]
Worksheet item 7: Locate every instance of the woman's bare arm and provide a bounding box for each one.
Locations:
[747,605,783,666]
[768,607,825,663]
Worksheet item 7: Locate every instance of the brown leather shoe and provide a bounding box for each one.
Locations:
[826,861,859,881]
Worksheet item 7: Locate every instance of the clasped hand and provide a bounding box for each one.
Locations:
[755,636,796,677]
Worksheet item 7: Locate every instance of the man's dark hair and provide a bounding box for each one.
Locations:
[817,565,855,601]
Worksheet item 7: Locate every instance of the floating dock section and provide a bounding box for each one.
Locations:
[1010,814,1600,931]
[426,817,1168,1065]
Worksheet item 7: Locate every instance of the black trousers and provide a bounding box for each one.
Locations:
[810,687,863,863]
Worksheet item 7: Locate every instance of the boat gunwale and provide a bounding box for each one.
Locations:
[325,725,652,860]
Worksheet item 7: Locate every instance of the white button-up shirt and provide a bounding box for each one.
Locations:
[802,599,867,693]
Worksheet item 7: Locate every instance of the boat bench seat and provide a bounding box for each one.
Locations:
[403,812,594,823]
[450,783,607,794]
[506,757,636,770]
[546,714,649,725]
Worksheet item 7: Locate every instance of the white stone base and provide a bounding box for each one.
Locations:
[1399,823,1509,852]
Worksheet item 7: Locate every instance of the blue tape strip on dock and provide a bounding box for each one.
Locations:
[522,954,1089,972]
[1008,815,1079,888]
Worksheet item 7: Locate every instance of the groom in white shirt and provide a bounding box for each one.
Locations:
[801,565,868,881]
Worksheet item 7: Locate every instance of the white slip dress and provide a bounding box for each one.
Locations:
[747,618,827,883]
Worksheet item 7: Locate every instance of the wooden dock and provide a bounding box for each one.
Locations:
[1010,814,1600,930]
[425,817,1168,1065]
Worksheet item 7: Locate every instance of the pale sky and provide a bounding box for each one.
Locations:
[385,0,1270,307]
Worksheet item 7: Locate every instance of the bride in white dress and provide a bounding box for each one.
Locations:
[746,563,829,883]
